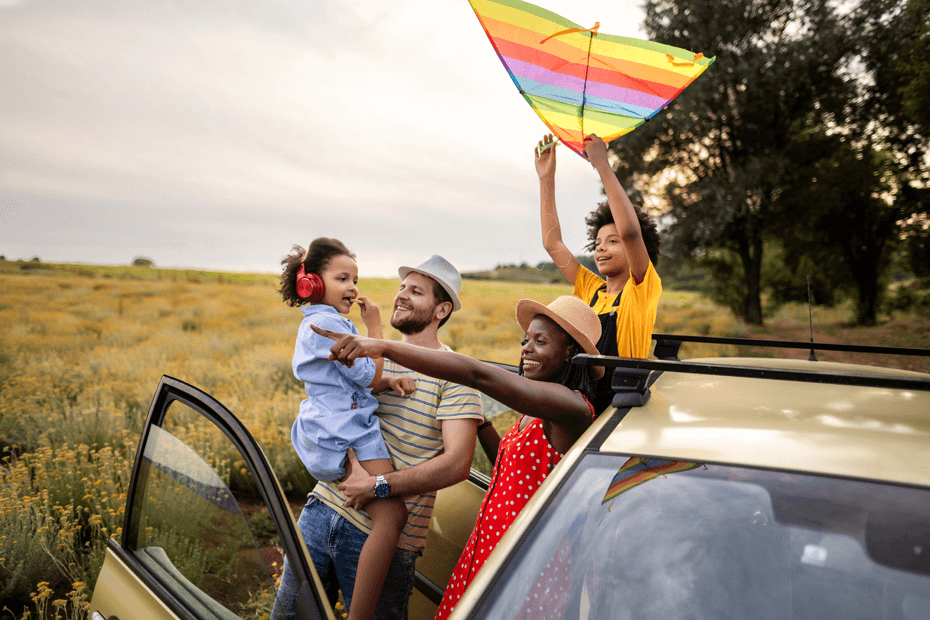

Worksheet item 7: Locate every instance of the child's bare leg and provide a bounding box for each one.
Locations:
[345,455,407,620]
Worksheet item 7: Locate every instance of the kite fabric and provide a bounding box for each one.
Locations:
[468,0,715,156]
[602,457,702,503]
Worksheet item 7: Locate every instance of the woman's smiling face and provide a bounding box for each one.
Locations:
[520,315,573,382]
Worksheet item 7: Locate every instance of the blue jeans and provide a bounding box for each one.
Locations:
[272,496,419,620]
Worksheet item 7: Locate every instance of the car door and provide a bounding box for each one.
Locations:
[90,375,335,620]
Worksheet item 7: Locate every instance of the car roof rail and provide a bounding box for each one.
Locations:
[652,333,930,362]
[572,354,930,393]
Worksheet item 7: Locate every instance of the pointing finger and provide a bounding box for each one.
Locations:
[310,323,340,341]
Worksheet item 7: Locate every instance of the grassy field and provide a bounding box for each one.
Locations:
[0,260,927,618]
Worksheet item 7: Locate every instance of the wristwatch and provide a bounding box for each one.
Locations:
[374,474,391,499]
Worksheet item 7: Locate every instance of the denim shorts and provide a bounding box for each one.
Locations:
[272,496,419,620]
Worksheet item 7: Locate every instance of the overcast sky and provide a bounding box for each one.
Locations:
[1,0,647,276]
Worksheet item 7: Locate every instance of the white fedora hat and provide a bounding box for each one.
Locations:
[398,255,462,311]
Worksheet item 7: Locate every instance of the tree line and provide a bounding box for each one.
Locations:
[609,0,929,325]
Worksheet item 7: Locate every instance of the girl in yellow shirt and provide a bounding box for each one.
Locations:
[535,133,662,408]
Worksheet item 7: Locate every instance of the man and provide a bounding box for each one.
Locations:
[274,255,490,620]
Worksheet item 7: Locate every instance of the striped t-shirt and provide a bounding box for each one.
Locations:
[311,348,484,553]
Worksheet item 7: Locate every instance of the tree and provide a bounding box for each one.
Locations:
[859,0,930,140]
[857,0,930,284]
[896,2,930,131]
[777,131,904,324]
[132,257,155,268]
[610,0,858,324]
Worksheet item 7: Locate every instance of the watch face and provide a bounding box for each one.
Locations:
[375,475,390,498]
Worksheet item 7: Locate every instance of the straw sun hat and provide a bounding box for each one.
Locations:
[515,295,604,379]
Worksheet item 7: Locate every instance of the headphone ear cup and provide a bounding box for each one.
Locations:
[296,266,325,302]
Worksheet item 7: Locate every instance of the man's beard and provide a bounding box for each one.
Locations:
[391,307,434,335]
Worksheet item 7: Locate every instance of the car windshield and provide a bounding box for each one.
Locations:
[469,454,930,620]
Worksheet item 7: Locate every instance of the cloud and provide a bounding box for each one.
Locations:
[1,0,643,275]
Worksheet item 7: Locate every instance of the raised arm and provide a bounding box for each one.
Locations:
[536,134,581,285]
[583,134,650,284]
[311,324,591,432]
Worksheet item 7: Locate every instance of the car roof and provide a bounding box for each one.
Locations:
[599,357,930,488]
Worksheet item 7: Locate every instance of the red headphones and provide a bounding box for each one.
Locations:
[296,265,325,301]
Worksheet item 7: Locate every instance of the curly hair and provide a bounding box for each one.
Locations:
[584,202,660,267]
[279,238,355,307]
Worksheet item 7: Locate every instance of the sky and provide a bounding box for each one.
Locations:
[0,0,647,277]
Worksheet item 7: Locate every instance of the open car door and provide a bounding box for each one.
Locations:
[90,375,335,620]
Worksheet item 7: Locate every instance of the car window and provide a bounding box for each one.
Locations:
[471,393,519,477]
[129,399,284,619]
[469,453,930,620]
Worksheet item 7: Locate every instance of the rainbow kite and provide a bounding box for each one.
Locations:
[468,0,715,157]
[602,457,702,503]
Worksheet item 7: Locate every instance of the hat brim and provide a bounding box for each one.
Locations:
[398,266,461,311]
[516,299,605,380]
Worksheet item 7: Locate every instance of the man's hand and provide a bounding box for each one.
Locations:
[338,450,377,510]
[582,133,609,168]
[535,133,558,180]
[387,376,415,396]
[311,323,386,368]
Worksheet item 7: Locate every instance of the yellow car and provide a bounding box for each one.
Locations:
[90,335,930,620]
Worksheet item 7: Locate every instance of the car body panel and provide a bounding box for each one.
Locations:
[602,359,930,486]
[93,544,183,620]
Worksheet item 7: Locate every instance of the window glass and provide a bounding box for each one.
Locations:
[472,454,930,620]
[132,400,284,619]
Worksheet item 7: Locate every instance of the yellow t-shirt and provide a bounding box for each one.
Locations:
[572,262,662,359]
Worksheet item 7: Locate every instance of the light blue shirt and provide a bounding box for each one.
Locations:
[291,305,383,478]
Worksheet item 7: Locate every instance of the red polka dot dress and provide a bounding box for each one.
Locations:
[435,404,592,620]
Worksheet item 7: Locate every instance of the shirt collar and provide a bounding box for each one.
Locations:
[301,304,339,318]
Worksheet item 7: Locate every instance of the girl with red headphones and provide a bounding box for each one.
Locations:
[278,237,412,620]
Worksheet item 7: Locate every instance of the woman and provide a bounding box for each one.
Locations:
[311,295,604,620]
